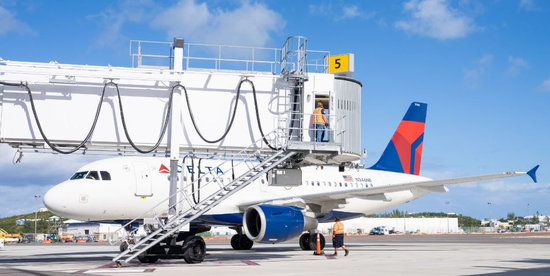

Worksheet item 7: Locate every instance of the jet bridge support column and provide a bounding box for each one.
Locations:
[168,38,184,216]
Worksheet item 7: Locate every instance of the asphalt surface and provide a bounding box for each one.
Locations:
[1,233,549,276]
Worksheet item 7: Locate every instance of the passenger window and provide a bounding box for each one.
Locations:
[70,171,88,180]
[317,182,320,186]
[100,171,111,181]
[86,171,99,180]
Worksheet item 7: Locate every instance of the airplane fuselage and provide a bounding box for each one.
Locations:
[44,156,431,223]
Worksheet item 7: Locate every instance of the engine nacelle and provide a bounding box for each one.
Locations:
[243,204,317,243]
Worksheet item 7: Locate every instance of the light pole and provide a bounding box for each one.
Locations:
[34,195,41,237]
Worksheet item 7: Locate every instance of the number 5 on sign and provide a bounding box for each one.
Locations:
[328,54,354,74]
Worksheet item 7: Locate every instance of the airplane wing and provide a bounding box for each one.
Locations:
[238,165,539,209]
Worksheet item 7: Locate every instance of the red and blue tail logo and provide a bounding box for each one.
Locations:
[370,102,427,175]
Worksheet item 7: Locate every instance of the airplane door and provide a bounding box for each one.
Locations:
[134,162,153,197]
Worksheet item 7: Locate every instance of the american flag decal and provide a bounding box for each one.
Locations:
[343,175,353,182]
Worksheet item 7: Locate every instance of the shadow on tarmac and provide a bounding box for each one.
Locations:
[472,258,550,276]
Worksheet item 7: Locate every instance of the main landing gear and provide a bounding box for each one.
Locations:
[230,234,254,250]
[299,232,325,251]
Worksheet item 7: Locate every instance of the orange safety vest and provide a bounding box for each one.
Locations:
[313,107,326,124]
[333,221,344,234]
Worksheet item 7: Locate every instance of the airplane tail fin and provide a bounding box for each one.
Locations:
[370,102,427,175]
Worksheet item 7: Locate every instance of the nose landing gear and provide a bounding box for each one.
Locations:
[133,234,207,264]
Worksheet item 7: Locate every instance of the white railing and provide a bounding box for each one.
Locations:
[129,39,330,74]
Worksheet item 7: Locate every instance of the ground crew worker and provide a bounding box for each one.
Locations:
[332,217,349,256]
[313,101,327,142]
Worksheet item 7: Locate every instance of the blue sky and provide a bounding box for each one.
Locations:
[0,0,549,220]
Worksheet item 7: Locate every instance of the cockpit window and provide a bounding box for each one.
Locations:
[70,171,88,180]
[86,171,99,180]
[100,171,111,181]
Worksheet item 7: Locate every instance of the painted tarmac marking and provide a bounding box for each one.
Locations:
[242,260,260,266]
[83,268,154,274]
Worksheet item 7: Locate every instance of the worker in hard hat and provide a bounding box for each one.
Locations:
[313,101,327,142]
[332,217,349,256]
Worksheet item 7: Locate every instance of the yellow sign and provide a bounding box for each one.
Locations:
[328,54,354,74]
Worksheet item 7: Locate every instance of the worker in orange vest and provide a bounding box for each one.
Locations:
[332,217,349,256]
[313,101,327,142]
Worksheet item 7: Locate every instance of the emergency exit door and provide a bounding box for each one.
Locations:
[134,162,153,197]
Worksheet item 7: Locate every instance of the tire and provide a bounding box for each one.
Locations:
[308,233,325,251]
[120,241,129,252]
[182,236,206,264]
[238,235,253,250]
[299,233,311,250]
[137,244,161,263]
[230,234,241,250]
[137,254,159,264]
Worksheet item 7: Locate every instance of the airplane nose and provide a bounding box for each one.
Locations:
[43,184,67,215]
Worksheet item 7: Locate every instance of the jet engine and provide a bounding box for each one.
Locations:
[243,205,318,243]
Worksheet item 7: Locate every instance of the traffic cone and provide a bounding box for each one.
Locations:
[313,232,324,255]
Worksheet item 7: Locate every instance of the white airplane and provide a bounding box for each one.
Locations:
[43,102,538,264]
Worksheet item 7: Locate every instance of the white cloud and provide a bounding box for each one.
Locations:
[395,0,475,40]
[0,5,35,35]
[477,181,550,193]
[0,145,101,218]
[88,0,155,48]
[506,56,529,75]
[464,54,493,88]
[540,78,550,92]
[151,0,284,46]
[519,0,538,11]
[0,184,53,217]
[309,3,373,21]
[341,5,361,19]
[0,144,99,178]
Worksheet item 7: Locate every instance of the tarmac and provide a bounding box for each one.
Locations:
[1,233,550,276]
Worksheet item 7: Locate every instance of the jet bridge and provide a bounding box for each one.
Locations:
[0,36,362,164]
[1,36,363,265]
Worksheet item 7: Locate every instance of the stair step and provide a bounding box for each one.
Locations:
[113,151,295,264]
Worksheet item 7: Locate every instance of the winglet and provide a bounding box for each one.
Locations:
[527,165,539,183]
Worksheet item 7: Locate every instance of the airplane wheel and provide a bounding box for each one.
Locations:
[120,241,129,252]
[231,234,241,250]
[137,255,159,263]
[182,236,206,264]
[238,235,253,250]
[308,233,325,251]
[137,251,159,264]
[299,233,311,250]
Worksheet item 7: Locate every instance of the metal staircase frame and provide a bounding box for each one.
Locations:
[112,132,296,264]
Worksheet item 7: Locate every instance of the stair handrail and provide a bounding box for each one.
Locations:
[112,150,296,263]
[108,129,287,245]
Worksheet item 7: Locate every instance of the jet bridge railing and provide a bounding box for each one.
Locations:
[279,112,347,152]
[129,39,330,74]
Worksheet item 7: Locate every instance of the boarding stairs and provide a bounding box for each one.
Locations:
[112,139,296,264]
